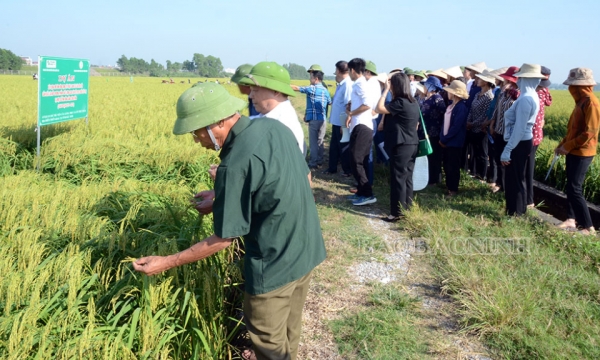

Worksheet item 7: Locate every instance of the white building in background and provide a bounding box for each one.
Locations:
[20,57,32,65]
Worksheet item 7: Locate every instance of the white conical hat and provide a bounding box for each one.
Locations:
[465,62,487,73]
[442,66,463,79]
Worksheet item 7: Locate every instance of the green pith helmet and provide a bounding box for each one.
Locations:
[173,83,247,135]
[307,64,323,72]
[238,61,296,97]
[231,64,253,84]
[403,67,413,74]
[365,60,377,75]
[414,71,428,79]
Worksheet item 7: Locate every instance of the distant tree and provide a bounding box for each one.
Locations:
[0,48,24,70]
[171,62,182,73]
[183,60,195,72]
[117,55,129,71]
[193,53,206,75]
[283,63,309,80]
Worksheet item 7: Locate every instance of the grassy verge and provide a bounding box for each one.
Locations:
[399,176,600,359]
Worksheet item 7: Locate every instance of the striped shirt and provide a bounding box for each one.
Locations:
[492,88,519,135]
[299,83,332,121]
[467,89,493,133]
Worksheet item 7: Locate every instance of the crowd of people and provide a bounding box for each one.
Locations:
[132,59,599,360]
[281,59,598,235]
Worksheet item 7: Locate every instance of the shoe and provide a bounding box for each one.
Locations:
[381,215,401,223]
[578,227,596,236]
[557,220,576,229]
[353,196,377,206]
[348,187,357,194]
[347,194,360,201]
[527,203,535,209]
[322,169,336,175]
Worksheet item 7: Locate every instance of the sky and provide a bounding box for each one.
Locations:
[2,0,600,83]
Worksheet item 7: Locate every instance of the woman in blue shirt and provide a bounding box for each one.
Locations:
[440,81,470,196]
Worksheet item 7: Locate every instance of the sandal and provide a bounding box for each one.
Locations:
[557,220,576,230]
[381,215,401,223]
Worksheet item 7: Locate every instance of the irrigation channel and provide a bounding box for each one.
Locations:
[532,180,600,229]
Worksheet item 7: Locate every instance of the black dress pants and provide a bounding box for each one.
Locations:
[493,134,507,191]
[389,143,417,217]
[525,144,538,205]
[565,154,594,229]
[504,140,532,216]
[427,135,442,185]
[470,131,488,180]
[486,133,497,184]
[443,147,461,192]
[350,124,373,197]
[327,125,343,173]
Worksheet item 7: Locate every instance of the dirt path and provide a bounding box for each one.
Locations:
[297,171,494,359]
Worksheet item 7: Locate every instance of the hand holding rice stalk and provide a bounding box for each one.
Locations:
[545,154,560,181]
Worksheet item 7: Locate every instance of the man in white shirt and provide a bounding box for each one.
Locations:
[364,60,384,185]
[324,60,353,175]
[238,61,306,154]
[193,62,309,217]
[345,58,377,206]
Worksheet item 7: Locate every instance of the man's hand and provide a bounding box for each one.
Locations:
[345,116,351,128]
[192,189,215,215]
[439,140,446,148]
[555,145,568,156]
[208,164,218,181]
[291,85,300,91]
[133,256,175,276]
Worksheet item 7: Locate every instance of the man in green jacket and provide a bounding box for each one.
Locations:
[133,83,326,360]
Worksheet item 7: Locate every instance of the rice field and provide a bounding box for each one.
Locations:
[0,75,599,359]
[0,76,246,359]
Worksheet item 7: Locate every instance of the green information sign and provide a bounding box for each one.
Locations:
[38,56,90,126]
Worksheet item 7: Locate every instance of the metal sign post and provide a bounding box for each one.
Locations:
[36,56,90,171]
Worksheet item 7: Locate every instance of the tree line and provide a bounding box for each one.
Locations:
[117,53,224,77]
[0,48,24,70]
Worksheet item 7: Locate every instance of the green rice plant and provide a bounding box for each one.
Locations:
[0,75,247,359]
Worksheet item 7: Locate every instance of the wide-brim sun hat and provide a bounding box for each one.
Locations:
[415,83,425,94]
[499,66,520,83]
[475,69,497,84]
[307,64,323,72]
[465,61,487,74]
[238,61,296,97]
[427,68,448,80]
[539,79,552,88]
[173,83,247,135]
[563,67,597,86]
[365,60,378,75]
[513,63,545,78]
[444,80,469,100]
[231,64,253,84]
[376,72,388,84]
[443,66,463,79]
[489,67,509,82]
[424,76,443,92]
